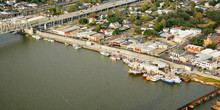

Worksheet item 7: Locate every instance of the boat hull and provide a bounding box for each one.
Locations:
[161,79,174,84]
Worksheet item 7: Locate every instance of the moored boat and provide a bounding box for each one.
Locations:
[161,78,174,84]
[180,77,191,83]
[100,51,110,57]
[128,69,142,75]
[142,73,147,78]
[72,44,81,49]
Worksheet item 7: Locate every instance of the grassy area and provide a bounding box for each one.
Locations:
[191,75,220,87]
[198,19,216,27]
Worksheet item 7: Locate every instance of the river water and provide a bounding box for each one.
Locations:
[0,34,218,110]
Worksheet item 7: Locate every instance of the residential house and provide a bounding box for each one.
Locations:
[89,17,96,24]
[104,29,114,36]
[185,44,204,54]
[109,22,121,29]
[203,33,220,46]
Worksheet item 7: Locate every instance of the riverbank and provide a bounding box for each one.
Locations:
[35,31,220,87]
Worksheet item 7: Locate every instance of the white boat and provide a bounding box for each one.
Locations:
[35,35,41,40]
[72,44,81,49]
[122,59,130,64]
[173,76,182,83]
[128,69,142,75]
[150,75,162,82]
[65,43,69,46]
[49,39,54,42]
[100,51,110,57]
[12,31,17,34]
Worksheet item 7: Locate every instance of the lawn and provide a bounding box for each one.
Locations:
[198,19,216,27]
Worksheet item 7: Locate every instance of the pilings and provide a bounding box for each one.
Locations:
[177,88,220,110]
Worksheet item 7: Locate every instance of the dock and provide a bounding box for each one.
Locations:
[177,88,220,110]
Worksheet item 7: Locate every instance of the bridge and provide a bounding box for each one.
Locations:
[0,0,142,34]
[0,1,79,19]
[177,88,220,110]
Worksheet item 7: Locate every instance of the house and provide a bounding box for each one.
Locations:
[89,17,96,23]
[185,44,204,54]
[160,32,174,40]
[104,29,114,36]
[101,23,109,28]
[215,26,220,34]
[203,33,220,46]
[215,3,220,8]
[170,28,196,43]
[109,22,121,29]
[88,33,104,42]
[120,41,133,49]
[123,24,133,29]
[145,10,152,14]
[169,49,185,61]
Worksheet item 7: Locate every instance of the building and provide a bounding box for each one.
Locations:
[215,26,220,34]
[185,44,204,54]
[190,49,220,70]
[109,22,121,29]
[89,17,96,23]
[160,32,173,40]
[169,49,185,61]
[88,33,104,42]
[203,33,220,46]
[179,53,194,62]
[104,29,114,36]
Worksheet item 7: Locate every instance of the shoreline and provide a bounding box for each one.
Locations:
[34,31,220,87]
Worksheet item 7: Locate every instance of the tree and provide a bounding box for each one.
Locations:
[95,25,101,32]
[206,43,217,49]
[191,1,196,8]
[202,27,215,35]
[209,0,217,6]
[129,15,136,22]
[144,29,157,37]
[196,12,203,19]
[67,4,79,12]
[134,27,141,34]
[79,18,88,24]
[113,28,120,35]
[56,8,61,15]
[135,20,142,26]
[140,15,151,21]
[90,12,97,18]
[190,36,203,46]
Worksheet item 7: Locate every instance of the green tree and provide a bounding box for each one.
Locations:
[95,25,101,32]
[206,43,217,49]
[67,4,79,12]
[191,1,196,8]
[209,0,217,6]
[134,27,141,34]
[79,18,88,24]
[129,15,136,22]
[135,20,142,26]
[202,27,215,35]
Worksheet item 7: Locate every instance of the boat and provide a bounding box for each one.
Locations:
[161,77,175,84]
[65,43,69,46]
[72,44,81,49]
[173,76,182,83]
[211,99,220,110]
[150,75,162,82]
[35,35,41,40]
[110,56,120,61]
[142,73,147,78]
[100,51,110,57]
[48,38,54,42]
[128,69,142,75]
[12,31,17,34]
[180,77,191,83]
[146,77,152,81]
[122,59,130,64]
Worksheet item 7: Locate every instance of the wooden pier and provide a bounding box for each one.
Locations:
[177,88,220,110]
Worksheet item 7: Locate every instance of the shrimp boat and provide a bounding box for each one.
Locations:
[150,75,162,82]
[100,51,110,57]
[161,77,175,84]
[72,44,81,49]
[172,75,182,83]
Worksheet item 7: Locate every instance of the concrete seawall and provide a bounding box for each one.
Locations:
[36,31,220,81]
